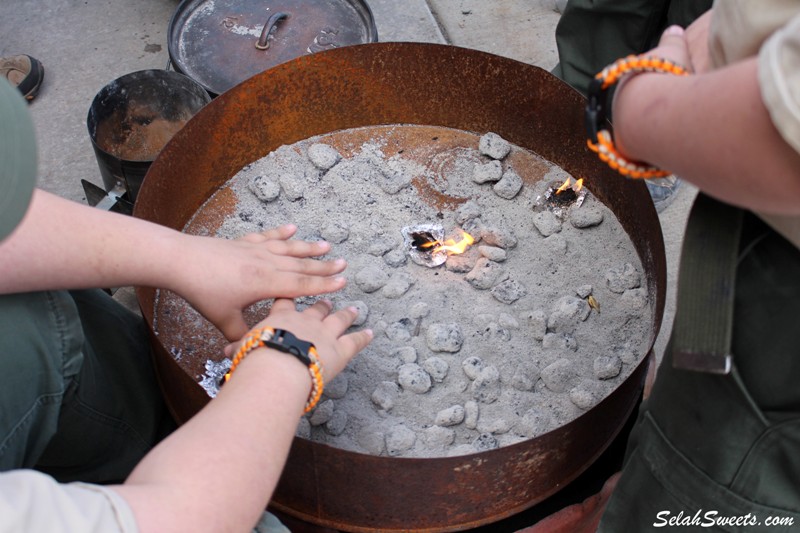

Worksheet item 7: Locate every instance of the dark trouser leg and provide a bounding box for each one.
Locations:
[552,0,712,96]
[0,289,174,484]
[598,207,800,531]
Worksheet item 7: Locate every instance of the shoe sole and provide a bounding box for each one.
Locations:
[22,59,44,101]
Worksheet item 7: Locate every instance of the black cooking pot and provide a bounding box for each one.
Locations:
[87,69,211,202]
[168,0,378,97]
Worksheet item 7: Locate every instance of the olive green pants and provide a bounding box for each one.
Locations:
[599,203,800,531]
[0,289,174,484]
[552,0,712,95]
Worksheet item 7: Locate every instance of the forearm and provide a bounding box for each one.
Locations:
[614,57,800,215]
[112,299,371,532]
[0,189,193,293]
[115,349,310,533]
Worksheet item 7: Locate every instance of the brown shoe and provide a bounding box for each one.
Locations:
[0,55,44,101]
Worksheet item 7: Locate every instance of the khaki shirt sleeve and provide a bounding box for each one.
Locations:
[709,0,800,155]
[0,470,138,533]
[709,2,800,248]
[759,12,800,155]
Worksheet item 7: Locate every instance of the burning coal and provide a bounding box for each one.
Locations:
[402,224,474,267]
[537,176,588,214]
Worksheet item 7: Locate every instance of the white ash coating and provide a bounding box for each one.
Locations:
[576,284,593,299]
[464,400,479,429]
[425,322,465,353]
[479,132,512,160]
[392,346,418,364]
[435,405,466,426]
[248,175,280,203]
[325,374,349,399]
[532,210,563,237]
[478,245,507,262]
[480,226,517,248]
[465,258,507,290]
[445,253,477,273]
[354,265,389,293]
[309,399,335,426]
[547,296,591,335]
[337,300,369,326]
[456,200,483,224]
[569,205,604,228]
[493,168,524,199]
[491,278,528,305]
[371,381,400,411]
[423,356,450,382]
[606,262,642,294]
[181,126,653,458]
[472,160,503,184]
[307,143,342,170]
[321,222,350,244]
[462,356,485,380]
[594,354,623,380]
[386,424,416,456]
[398,363,433,394]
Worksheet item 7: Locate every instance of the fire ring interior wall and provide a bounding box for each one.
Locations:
[134,42,666,532]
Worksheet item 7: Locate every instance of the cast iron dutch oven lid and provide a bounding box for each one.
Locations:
[168,0,378,96]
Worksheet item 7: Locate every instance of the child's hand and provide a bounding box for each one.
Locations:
[172,224,348,340]
[231,298,373,382]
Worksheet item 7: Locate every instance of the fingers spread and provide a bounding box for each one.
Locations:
[274,274,347,298]
[259,224,297,241]
[282,257,346,277]
[323,306,360,336]
[266,239,332,258]
[238,224,297,244]
[337,329,374,359]
[270,298,297,314]
[302,299,333,321]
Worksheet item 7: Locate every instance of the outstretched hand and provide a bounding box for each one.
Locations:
[172,224,348,341]
[232,298,373,381]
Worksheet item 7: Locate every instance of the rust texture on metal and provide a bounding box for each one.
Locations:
[134,42,667,532]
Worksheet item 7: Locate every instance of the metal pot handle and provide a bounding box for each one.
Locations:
[256,12,289,50]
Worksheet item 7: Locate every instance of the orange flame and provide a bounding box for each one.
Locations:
[555,178,572,194]
[433,231,475,255]
[555,177,585,194]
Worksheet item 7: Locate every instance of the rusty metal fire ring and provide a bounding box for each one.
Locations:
[134,42,666,532]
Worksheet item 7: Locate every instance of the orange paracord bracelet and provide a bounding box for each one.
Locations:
[223,326,324,413]
[585,54,691,179]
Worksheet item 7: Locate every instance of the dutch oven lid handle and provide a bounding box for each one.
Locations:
[256,12,290,50]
